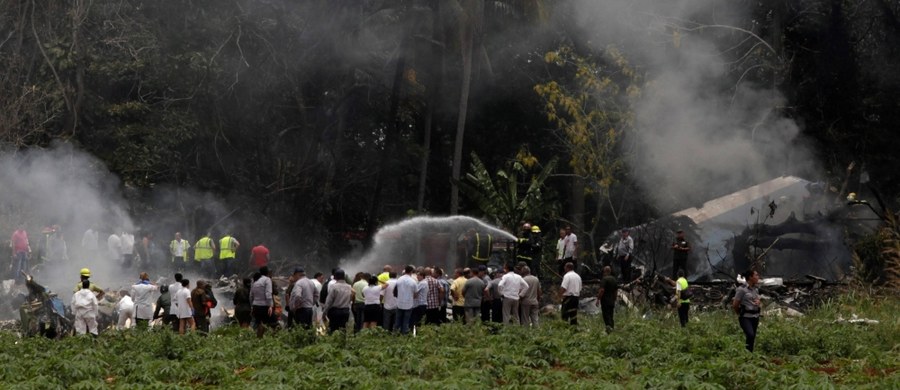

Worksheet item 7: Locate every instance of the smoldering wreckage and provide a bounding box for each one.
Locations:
[0,176,883,337]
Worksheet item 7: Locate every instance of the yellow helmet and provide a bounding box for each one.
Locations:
[80,268,91,277]
[531,225,541,233]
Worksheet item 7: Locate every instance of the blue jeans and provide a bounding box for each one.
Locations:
[396,309,412,334]
[382,308,397,332]
[14,252,27,281]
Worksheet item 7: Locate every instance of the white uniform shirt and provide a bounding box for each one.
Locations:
[130,282,159,320]
[561,271,583,297]
[498,272,529,300]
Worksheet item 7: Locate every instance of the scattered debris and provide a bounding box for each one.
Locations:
[835,314,880,325]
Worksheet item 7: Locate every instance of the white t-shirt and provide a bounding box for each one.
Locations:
[561,271,582,297]
[363,285,382,305]
[498,272,528,300]
[174,287,193,319]
[563,233,577,259]
[383,279,398,310]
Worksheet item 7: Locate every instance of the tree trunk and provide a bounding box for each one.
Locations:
[450,0,481,215]
[417,0,444,213]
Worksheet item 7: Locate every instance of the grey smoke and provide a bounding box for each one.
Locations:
[571,0,817,212]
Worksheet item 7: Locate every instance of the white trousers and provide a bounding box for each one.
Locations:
[75,314,98,335]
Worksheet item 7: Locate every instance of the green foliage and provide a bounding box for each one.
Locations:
[457,152,559,231]
[0,295,896,387]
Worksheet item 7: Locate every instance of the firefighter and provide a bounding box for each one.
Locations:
[516,223,534,267]
[74,268,105,300]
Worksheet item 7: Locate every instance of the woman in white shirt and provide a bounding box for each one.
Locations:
[174,279,194,334]
[362,275,383,329]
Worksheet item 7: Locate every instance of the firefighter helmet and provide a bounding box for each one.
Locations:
[80,268,91,277]
[531,225,541,233]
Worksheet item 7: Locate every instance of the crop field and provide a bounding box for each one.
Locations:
[0,292,897,389]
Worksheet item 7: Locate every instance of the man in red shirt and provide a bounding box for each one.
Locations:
[250,243,270,270]
[10,223,31,282]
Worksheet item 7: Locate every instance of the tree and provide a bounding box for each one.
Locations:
[456,151,558,232]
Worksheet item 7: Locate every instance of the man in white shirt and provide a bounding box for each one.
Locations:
[381,272,399,331]
[616,229,635,283]
[559,262,582,325]
[498,264,529,325]
[563,226,578,271]
[394,265,418,335]
[130,272,159,330]
[120,231,136,268]
[167,273,184,332]
[107,233,122,263]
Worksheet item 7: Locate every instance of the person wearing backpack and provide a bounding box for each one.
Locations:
[666,269,692,327]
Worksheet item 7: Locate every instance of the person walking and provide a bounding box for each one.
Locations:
[131,272,158,330]
[250,266,275,338]
[596,266,618,332]
[323,270,352,333]
[520,266,541,327]
[559,262,582,325]
[733,269,762,352]
[218,233,240,277]
[71,281,99,336]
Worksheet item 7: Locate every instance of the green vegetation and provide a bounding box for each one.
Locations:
[1,294,896,388]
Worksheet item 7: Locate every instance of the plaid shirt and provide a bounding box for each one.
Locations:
[425,276,442,309]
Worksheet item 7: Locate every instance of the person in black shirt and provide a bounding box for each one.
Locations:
[671,230,690,279]
[596,266,618,333]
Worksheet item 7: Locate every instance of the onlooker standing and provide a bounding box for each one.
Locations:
[671,230,691,279]
[10,223,31,282]
[498,264,528,325]
[674,269,690,328]
[116,291,135,329]
[233,278,252,328]
[107,232,122,264]
[290,268,318,329]
[555,228,566,276]
[394,266,418,334]
[191,281,210,333]
[563,226,578,272]
[250,242,270,270]
[733,269,762,352]
[424,268,444,325]
[596,266,617,332]
[351,272,368,332]
[559,262,582,325]
[131,272,158,330]
[71,280,99,336]
[323,270,352,333]
[489,271,503,323]
[218,233,240,277]
[462,268,486,324]
[120,230,136,269]
[362,275,382,329]
[193,233,217,276]
[167,273,184,332]
[520,266,541,327]
[169,232,190,270]
[250,266,275,338]
[175,279,194,334]
[615,229,635,283]
[434,268,451,323]
[449,268,467,322]
[153,285,170,323]
[81,227,99,262]
[478,266,492,322]
[381,272,399,331]
[411,269,428,329]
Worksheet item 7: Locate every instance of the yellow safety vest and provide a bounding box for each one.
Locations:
[194,237,214,261]
[219,236,236,259]
[677,277,690,304]
[170,239,190,262]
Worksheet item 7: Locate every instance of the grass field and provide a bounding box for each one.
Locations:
[0,291,897,389]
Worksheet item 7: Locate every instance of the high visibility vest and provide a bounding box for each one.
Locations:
[170,239,190,262]
[677,277,690,304]
[472,233,492,262]
[219,236,236,259]
[194,237,214,261]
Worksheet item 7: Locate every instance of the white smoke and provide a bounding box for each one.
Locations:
[571,0,817,212]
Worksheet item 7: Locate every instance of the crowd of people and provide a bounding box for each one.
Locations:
[19,221,764,352]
